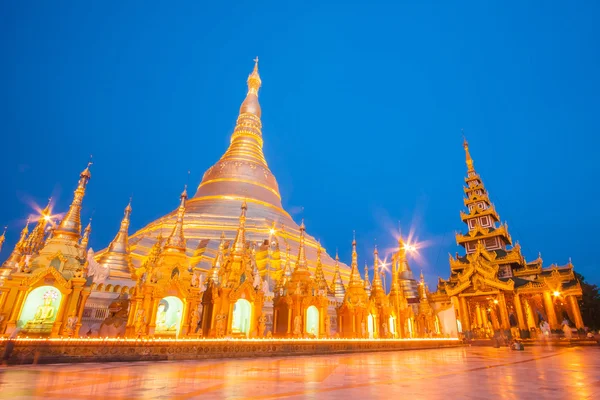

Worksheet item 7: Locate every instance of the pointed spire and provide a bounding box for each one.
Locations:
[22,199,52,255]
[53,162,92,240]
[79,218,92,257]
[1,218,30,269]
[371,245,384,293]
[283,241,292,278]
[208,231,226,284]
[164,186,187,251]
[331,249,346,299]
[232,200,248,254]
[193,59,283,209]
[0,226,6,253]
[348,231,363,287]
[314,240,329,292]
[294,219,308,271]
[98,199,134,275]
[363,261,372,296]
[463,134,475,172]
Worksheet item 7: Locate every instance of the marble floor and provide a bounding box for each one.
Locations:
[0,346,599,399]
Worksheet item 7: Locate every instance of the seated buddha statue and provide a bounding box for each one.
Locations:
[26,296,56,328]
[155,304,168,331]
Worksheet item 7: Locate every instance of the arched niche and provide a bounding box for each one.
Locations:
[155,296,184,336]
[306,305,319,337]
[19,286,63,333]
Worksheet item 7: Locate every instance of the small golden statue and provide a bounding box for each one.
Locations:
[258,315,267,338]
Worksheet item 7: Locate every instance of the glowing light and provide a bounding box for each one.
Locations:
[403,244,417,253]
[493,299,499,304]
[43,215,52,222]
[554,291,561,297]
[269,228,276,236]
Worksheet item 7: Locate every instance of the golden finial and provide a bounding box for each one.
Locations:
[0,226,6,253]
[247,56,262,95]
[462,131,474,172]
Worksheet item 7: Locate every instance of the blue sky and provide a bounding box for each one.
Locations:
[1,1,599,287]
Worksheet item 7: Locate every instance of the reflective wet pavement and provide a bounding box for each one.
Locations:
[1,346,598,399]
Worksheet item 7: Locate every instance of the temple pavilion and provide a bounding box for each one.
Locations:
[431,139,584,338]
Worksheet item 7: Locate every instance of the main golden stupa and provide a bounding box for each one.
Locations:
[106,59,351,282]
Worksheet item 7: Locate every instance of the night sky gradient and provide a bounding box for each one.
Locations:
[1,1,599,287]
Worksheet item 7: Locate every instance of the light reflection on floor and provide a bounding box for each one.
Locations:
[0,346,598,399]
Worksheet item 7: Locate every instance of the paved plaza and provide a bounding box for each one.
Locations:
[0,346,598,399]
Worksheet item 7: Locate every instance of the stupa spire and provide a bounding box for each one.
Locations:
[208,231,226,284]
[331,249,346,299]
[193,59,284,210]
[22,198,52,255]
[164,186,188,251]
[294,220,308,271]
[348,231,363,288]
[0,226,6,254]
[371,245,384,293]
[98,199,133,275]
[53,162,92,241]
[79,218,92,257]
[463,136,475,173]
[2,218,29,269]
[363,261,372,296]
[232,200,248,254]
[314,241,329,292]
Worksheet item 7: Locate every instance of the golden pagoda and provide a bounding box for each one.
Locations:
[432,138,584,338]
[272,221,328,337]
[113,59,350,292]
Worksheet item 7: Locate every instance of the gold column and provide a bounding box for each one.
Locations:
[227,302,234,335]
[568,295,584,329]
[273,309,278,334]
[513,294,527,331]
[497,292,510,330]
[489,307,500,330]
[8,289,26,323]
[475,303,483,327]
[524,298,536,330]
[148,298,160,336]
[543,291,558,329]
[51,293,70,337]
[459,296,471,332]
[287,309,291,334]
[74,291,90,338]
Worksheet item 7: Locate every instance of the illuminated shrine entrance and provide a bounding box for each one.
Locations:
[19,286,62,334]
[407,317,414,338]
[389,316,396,337]
[155,296,183,336]
[231,299,251,336]
[306,306,319,337]
[367,314,374,339]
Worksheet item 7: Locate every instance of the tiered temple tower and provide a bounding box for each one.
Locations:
[432,139,584,338]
